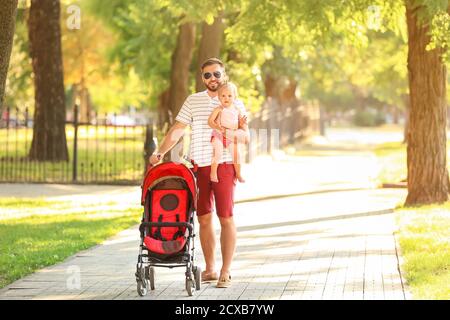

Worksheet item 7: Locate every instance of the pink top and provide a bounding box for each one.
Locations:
[220,106,239,130]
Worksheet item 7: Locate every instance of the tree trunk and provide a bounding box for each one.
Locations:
[404,2,449,205]
[156,88,170,131]
[167,22,196,120]
[264,74,277,99]
[28,0,69,161]
[402,94,410,144]
[165,22,195,161]
[0,0,18,108]
[195,13,225,92]
[78,84,91,124]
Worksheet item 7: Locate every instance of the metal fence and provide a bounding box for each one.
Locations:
[0,100,319,185]
[0,105,151,185]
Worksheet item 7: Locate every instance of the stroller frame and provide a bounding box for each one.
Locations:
[135,161,201,297]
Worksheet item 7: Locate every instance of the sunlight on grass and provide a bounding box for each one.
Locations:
[373,142,407,184]
[374,141,450,185]
[395,203,450,300]
[0,197,59,208]
[0,198,141,288]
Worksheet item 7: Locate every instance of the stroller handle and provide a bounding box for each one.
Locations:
[146,155,196,171]
[139,221,193,236]
[182,155,198,174]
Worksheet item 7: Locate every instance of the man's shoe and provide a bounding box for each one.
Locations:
[216,274,231,288]
[201,271,219,283]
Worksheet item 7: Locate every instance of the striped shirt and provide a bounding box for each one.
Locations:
[175,90,247,167]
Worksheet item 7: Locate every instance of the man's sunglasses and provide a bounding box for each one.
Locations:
[203,71,222,80]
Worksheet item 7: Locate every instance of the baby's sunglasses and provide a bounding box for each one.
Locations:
[203,71,222,80]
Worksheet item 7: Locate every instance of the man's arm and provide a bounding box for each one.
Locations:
[236,103,250,144]
[149,121,187,165]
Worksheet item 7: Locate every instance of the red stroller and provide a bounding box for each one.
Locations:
[135,160,201,296]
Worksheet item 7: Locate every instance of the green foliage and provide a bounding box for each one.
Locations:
[4,8,33,109]
[410,0,449,24]
[86,0,223,108]
[429,9,450,62]
[224,0,409,114]
[86,0,177,106]
[7,0,450,118]
[353,108,386,126]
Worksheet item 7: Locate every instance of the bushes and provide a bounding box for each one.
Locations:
[353,109,386,127]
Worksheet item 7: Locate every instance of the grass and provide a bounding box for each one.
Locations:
[0,198,142,289]
[373,140,450,185]
[395,203,450,299]
[373,142,407,184]
[293,133,450,300]
[373,141,450,299]
[0,197,59,209]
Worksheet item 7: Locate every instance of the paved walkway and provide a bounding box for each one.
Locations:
[0,187,409,300]
[0,130,412,300]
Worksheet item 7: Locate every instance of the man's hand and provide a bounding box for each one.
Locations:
[149,153,163,166]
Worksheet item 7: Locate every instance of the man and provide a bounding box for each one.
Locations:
[149,58,248,288]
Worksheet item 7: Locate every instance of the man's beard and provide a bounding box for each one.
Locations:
[205,81,221,92]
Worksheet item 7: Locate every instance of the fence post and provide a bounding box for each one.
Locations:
[143,120,156,175]
[72,104,78,182]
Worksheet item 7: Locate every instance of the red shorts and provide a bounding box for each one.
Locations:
[196,163,236,218]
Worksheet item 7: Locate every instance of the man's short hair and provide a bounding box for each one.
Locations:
[201,57,225,71]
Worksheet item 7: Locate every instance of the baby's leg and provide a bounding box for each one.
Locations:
[211,137,223,182]
[226,140,245,183]
[225,128,249,144]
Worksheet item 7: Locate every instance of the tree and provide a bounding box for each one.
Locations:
[195,13,225,92]
[167,22,196,123]
[28,0,69,161]
[0,0,18,108]
[4,6,34,110]
[87,0,180,129]
[227,0,450,205]
[404,1,449,205]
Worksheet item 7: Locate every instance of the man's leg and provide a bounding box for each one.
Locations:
[218,216,236,279]
[212,163,237,284]
[196,166,218,280]
[197,213,216,275]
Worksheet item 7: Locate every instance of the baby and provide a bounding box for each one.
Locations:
[208,82,248,183]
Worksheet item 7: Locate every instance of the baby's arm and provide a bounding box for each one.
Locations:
[208,107,224,132]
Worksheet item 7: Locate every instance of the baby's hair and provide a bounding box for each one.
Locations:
[218,81,238,98]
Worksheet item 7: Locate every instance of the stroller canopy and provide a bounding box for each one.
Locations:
[141,162,196,206]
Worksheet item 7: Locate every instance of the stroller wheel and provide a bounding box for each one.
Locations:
[185,277,195,296]
[137,267,148,296]
[148,267,155,290]
[137,281,148,296]
[193,266,201,290]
